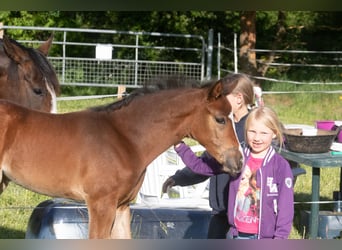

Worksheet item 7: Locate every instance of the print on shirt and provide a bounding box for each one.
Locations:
[234,162,261,233]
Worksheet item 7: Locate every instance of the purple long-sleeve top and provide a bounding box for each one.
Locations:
[175,142,294,239]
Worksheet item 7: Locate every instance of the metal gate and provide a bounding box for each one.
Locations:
[0,25,207,88]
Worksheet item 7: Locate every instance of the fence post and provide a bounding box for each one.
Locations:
[117,85,126,99]
[134,34,139,86]
[61,31,67,85]
[0,22,3,38]
[217,32,221,79]
[234,33,238,73]
[206,29,214,80]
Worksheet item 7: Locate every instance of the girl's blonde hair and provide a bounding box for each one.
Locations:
[221,73,255,106]
[245,106,284,146]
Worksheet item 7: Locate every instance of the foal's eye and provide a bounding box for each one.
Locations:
[215,117,226,125]
[33,88,43,96]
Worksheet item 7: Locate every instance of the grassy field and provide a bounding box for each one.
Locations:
[0,86,342,239]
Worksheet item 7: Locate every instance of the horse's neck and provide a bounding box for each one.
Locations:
[112,89,202,167]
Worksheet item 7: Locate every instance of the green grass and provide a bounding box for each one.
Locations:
[1,85,342,239]
[265,92,342,124]
[264,91,342,239]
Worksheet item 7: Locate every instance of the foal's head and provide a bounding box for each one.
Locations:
[189,79,243,176]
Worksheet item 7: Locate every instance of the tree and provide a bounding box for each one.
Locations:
[239,11,288,85]
[239,11,258,78]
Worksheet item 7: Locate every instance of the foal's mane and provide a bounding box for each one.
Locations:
[1,37,60,94]
[89,75,204,112]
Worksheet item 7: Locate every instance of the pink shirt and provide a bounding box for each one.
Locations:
[234,156,263,234]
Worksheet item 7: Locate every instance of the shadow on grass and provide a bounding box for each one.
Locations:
[0,226,25,239]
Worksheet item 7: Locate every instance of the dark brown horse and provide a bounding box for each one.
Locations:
[0,35,60,113]
[0,79,242,239]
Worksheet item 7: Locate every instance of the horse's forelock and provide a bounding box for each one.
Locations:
[29,49,60,95]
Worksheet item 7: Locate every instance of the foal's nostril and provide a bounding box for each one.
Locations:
[240,158,244,169]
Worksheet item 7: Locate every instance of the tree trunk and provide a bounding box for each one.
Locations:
[239,11,259,80]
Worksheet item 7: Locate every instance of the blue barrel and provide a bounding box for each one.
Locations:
[25,199,212,239]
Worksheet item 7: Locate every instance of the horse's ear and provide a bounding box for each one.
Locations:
[37,33,54,56]
[2,35,29,63]
[207,80,223,101]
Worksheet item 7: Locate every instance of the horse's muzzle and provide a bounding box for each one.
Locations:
[221,147,243,177]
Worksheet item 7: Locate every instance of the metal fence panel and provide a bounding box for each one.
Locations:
[0,26,206,88]
[49,58,203,87]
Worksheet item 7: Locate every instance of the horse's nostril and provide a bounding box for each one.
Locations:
[240,158,244,168]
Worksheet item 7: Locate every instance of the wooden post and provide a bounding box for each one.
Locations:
[117,85,126,100]
[0,22,3,39]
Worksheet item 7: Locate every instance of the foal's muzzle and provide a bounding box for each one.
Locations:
[221,147,243,177]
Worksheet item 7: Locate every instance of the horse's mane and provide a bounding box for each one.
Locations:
[89,75,203,112]
[2,38,60,94]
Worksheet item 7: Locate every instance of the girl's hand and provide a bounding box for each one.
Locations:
[174,141,183,149]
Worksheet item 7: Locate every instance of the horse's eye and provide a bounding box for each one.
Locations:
[33,88,43,96]
[215,117,226,125]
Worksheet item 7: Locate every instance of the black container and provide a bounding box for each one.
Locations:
[284,128,338,153]
[333,191,342,213]
[25,199,212,239]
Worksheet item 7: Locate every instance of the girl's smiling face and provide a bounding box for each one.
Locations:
[246,121,276,158]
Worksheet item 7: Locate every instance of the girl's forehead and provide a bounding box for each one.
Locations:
[248,121,273,131]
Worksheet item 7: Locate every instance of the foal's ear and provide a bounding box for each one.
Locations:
[207,80,223,101]
[37,33,54,56]
[3,35,30,63]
